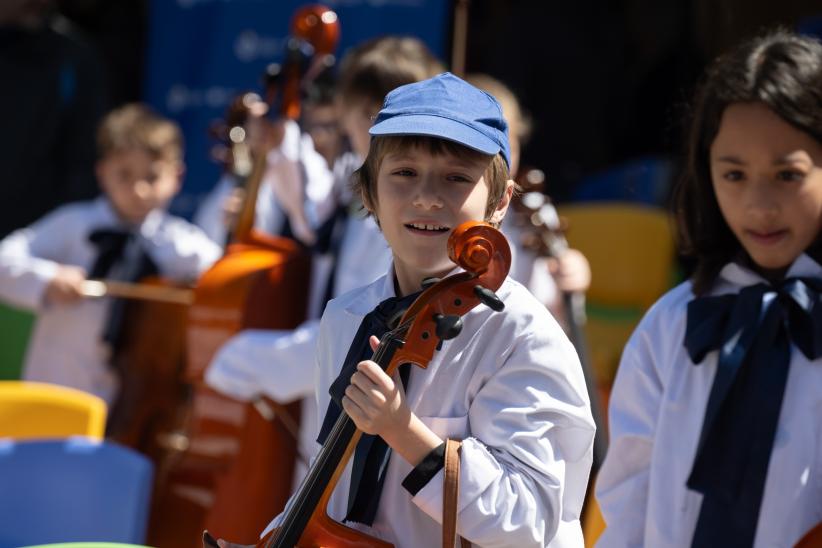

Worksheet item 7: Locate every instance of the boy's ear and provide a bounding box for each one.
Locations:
[361,188,376,214]
[489,179,515,225]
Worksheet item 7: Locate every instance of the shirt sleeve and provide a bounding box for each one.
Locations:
[402,442,446,495]
[0,207,76,310]
[205,320,321,403]
[145,218,221,280]
[594,321,663,547]
[409,328,596,548]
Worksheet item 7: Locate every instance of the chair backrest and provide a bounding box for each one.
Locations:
[0,438,154,546]
[558,202,677,309]
[557,202,677,387]
[0,381,107,440]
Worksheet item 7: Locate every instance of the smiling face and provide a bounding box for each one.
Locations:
[367,143,512,295]
[97,148,182,224]
[710,101,822,279]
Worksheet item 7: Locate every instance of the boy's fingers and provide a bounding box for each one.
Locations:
[356,360,393,391]
[347,374,387,406]
[368,335,380,352]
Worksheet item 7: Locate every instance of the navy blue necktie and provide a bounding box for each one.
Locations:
[88,228,158,357]
[317,290,420,526]
[683,277,822,547]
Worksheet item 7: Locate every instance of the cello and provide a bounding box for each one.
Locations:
[147,6,341,546]
[255,221,510,547]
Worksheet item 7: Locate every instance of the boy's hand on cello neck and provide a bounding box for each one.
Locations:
[246,116,286,158]
[548,248,591,294]
[342,335,443,467]
[44,264,87,306]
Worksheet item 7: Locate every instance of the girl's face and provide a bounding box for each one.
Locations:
[368,145,512,296]
[710,102,822,279]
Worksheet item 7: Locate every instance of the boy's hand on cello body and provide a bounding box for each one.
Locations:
[342,335,442,467]
[44,264,87,306]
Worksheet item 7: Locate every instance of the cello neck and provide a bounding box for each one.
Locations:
[230,142,269,244]
[264,335,404,548]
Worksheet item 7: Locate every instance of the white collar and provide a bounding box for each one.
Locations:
[94,196,164,236]
[719,253,822,287]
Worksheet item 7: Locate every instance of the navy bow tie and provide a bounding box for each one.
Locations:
[317,290,420,526]
[683,277,822,547]
[87,228,158,357]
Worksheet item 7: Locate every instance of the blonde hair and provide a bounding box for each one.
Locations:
[465,73,532,142]
[97,103,183,163]
[337,36,445,108]
[352,135,510,224]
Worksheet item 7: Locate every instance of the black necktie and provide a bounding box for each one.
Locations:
[317,290,420,526]
[683,277,822,547]
[87,228,158,358]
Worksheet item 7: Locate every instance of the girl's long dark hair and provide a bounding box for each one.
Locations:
[674,29,822,294]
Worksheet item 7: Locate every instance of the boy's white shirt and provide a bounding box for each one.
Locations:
[262,267,595,548]
[596,253,822,548]
[0,197,221,404]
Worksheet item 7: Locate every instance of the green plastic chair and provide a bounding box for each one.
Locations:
[0,302,34,380]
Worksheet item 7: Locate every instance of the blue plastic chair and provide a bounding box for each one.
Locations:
[0,438,154,547]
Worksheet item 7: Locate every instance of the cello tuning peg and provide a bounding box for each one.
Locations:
[474,285,505,312]
[433,313,463,341]
[421,277,441,290]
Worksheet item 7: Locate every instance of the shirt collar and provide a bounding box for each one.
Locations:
[343,261,466,316]
[719,253,822,287]
[95,196,164,236]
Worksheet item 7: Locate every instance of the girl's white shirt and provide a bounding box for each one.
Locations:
[263,268,595,548]
[0,197,221,404]
[596,253,822,548]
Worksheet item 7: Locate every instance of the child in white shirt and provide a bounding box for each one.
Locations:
[596,30,822,547]
[219,72,595,548]
[0,103,221,404]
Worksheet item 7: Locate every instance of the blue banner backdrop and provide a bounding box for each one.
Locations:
[144,0,450,218]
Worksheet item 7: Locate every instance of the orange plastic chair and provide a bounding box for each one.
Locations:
[0,381,107,439]
[557,202,677,547]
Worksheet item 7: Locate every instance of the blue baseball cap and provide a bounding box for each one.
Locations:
[369,72,511,168]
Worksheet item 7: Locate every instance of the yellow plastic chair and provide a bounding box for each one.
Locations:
[558,202,677,387]
[557,202,677,547]
[0,381,107,439]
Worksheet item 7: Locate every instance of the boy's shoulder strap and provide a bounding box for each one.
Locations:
[443,438,471,548]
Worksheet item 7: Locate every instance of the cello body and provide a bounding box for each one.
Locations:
[147,230,311,547]
[106,276,191,452]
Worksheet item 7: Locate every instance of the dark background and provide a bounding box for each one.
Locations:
[48,0,822,203]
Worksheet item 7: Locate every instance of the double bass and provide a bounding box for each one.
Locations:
[255,221,510,547]
[147,6,341,546]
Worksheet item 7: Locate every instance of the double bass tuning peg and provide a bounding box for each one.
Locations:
[474,285,504,312]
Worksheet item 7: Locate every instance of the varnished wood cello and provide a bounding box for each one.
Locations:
[253,221,510,548]
[146,6,341,546]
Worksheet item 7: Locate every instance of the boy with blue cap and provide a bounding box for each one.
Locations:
[218,72,595,548]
